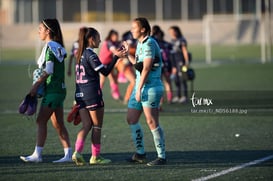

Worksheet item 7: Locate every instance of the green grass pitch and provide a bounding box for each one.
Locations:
[0,48,273,180]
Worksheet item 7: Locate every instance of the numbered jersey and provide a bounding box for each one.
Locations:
[75,48,103,101]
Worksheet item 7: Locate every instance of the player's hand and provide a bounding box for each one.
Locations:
[122,41,129,52]
[135,89,141,102]
[115,46,128,58]
[29,86,37,97]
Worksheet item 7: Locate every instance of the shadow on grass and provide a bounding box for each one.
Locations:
[1,150,273,166]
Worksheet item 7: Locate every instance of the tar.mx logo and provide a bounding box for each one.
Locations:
[190,92,213,107]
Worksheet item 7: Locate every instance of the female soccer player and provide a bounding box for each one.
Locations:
[99,29,122,100]
[67,27,86,77]
[169,26,190,103]
[72,27,126,165]
[126,17,166,166]
[20,19,72,163]
[152,25,173,105]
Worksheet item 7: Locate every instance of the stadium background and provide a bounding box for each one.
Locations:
[0,0,272,63]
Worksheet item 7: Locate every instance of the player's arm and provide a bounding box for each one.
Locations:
[90,50,126,76]
[135,41,155,102]
[137,57,152,91]
[67,55,73,76]
[127,54,136,64]
[30,49,54,96]
[30,71,49,96]
[122,41,136,64]
[181,41,189,66]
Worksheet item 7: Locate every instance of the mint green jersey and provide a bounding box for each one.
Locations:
[135,36,163,88]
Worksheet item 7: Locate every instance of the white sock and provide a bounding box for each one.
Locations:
[32,146,43,158]
[64,147,72,158]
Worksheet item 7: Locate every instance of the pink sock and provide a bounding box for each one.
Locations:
[110,83,120,98]
[167,92,173,102]
[91,144,101,157]
[75,139,84,153]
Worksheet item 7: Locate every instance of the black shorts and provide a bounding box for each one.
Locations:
[76,98,104,111]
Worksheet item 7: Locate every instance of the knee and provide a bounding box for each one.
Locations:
[127,116,137,125]
[83,124,92,132]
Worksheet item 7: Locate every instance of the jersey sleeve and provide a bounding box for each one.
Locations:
[45,48,55,74]
[142,40,155,59]
[45,48,55,62]
[180,38,187,47]
[88,53,104,71]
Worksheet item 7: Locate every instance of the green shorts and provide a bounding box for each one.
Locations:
[41,93,66,109]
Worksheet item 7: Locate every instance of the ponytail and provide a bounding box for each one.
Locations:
[76,27,88,64]
[76,27,99,64]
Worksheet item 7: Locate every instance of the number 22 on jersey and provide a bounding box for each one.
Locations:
[76,65,88,84]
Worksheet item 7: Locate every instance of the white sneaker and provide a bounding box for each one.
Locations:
[172,97,179,103]
[53,156,73,163]
[20,155,42,163]
[179,96,187,103]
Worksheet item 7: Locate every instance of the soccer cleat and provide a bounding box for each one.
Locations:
[118,73,128,83]
[147,157,167,166]
[20,155,42,163]
[178,96,187,104]
[19,94,31,114]
[72,152,86,166]
[172,96,179,103]
[126,153,147,163]
[89,156,111,164]
[53,156,73,163]
[25,96,38,116]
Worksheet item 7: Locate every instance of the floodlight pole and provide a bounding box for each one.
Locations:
[181,0,188,21]
[155,0,163,21]
[81,0,88,22]
[56,0,63,22]
[130,0,138,20]
[105,0,113,22]
[256,0,266,63]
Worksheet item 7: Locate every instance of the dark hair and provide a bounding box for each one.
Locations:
[134,17,151,36]
[76,27,99,63]
[169,26,183,38]
[152,25,161,36]
[105,29,118,41]
[42,18,64,47]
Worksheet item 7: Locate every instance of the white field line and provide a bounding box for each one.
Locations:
[192,154,273,181]
[0,108,128,115]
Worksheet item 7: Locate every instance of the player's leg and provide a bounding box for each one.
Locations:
[163,72,173,104]
[20,105,53,163]
[117,59,128,83]
[51,107,72,163]
[173,73,182,102]
[108,69,121,100]
[180,79,188,103]
[118,64,135,104]
[142,87,166,166]
[126,89,146,163]
[72,108,92,165]
[89,107,111,164]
